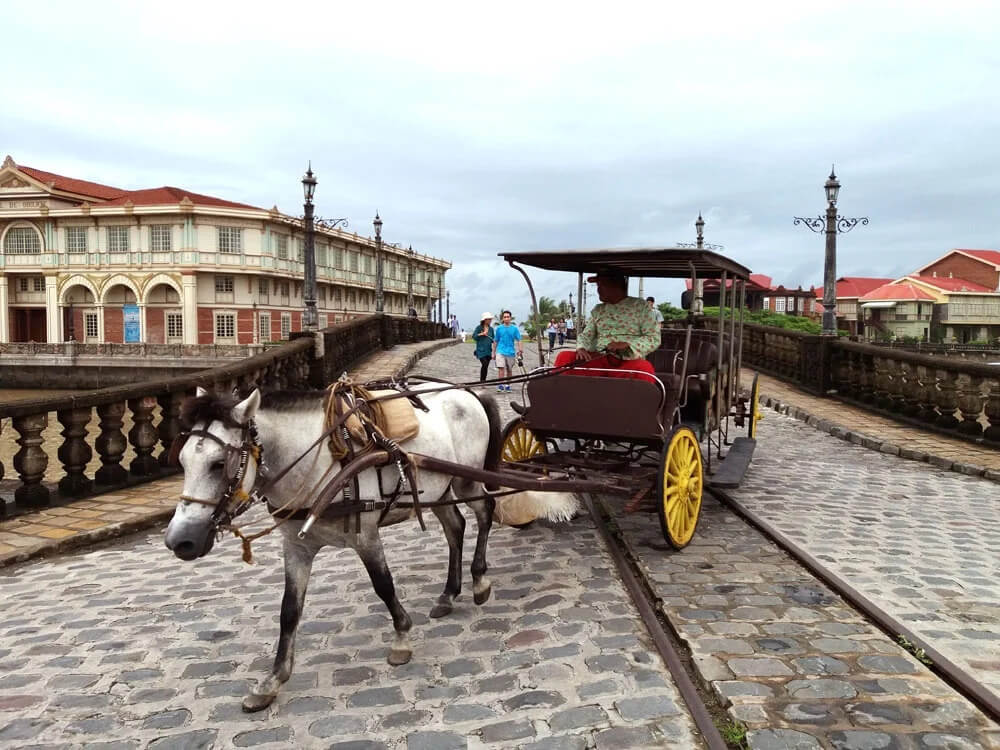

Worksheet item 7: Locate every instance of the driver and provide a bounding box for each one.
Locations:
[552,267,659,378]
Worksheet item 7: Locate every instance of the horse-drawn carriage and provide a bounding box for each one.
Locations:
[163,245,760,710]
[497,246,760,548]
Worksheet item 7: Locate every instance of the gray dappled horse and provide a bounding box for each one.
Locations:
[164,385,501,711]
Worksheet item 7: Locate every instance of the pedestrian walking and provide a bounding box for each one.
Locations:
[557,320,566,346]
[449,314,461,338]
[546,319,558,353]
[472,312,495,382]
[492,310,522,392]
[647,297,664,324]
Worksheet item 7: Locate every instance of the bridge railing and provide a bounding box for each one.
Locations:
[696,319,1000,446]
[0,314,448,515]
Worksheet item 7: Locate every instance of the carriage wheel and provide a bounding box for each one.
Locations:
[500,419,547,463]
[748,372,762,439]
[657,425,703,550]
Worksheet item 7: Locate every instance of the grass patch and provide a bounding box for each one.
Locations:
[897,635,933,665]
[717,718,748,748]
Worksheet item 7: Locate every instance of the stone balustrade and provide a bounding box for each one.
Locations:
[0,314,449,516]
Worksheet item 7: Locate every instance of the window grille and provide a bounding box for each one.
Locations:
[150,225,172,251]
[258,312,271,342]
[4,226,42,254]
[107,226,129,252]
[214,276,234,293]
[258,277,268,296]
[66,227,88,253]
[275,234,288,260]
[218,227,242,254]
[84,312,99,340]
[215,313,236,341]
[280,313,291,340]
[166,312,183,340]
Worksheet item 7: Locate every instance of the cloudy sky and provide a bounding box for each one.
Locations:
[3,1,998,329]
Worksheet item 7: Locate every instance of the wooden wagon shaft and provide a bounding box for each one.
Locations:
[409,453,633,495]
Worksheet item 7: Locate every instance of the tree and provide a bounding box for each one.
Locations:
[524,296,571,337]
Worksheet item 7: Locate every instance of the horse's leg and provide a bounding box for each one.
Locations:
[429,502,465,618]
[243,536,317,713]
[357,532,413,666]
[455,479,496,605]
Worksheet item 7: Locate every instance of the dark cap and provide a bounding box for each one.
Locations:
[586,266,628,284]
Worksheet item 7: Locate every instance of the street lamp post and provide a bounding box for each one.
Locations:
[437,277,443,324]
[301,164,318,331]
[794,167,869,336]
[373,213,384,313]
[446,290,450,321]
[406,245,415,313]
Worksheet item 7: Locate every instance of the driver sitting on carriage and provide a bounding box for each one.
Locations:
[553,267,660,379]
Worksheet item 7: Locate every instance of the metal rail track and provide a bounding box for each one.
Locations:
[581,493,728,750]
[708,486,1000,726]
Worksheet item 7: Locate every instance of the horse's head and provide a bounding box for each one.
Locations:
[164,387,262,561]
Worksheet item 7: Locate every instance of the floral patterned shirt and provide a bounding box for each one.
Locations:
[578,295,660,360]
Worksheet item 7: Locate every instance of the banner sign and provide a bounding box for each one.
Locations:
[124,304,141,343]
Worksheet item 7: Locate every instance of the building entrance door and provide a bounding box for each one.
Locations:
[10,308,47,342]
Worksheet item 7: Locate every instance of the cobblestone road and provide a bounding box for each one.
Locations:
[0,341,703,749]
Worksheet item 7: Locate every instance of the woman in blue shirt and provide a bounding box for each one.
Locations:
[472,312,495,382]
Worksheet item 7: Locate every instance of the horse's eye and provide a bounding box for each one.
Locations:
[210,461,224,472]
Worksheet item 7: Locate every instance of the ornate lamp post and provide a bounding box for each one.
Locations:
[373,213,384,313]
[301,164,318,331]
[437,276,443,323]
[446,290,450,321]
[406,245,415,313]
[794,167,869,336]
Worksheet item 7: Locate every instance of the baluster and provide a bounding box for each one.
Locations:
[858,353,876,403]
[983,378,1000,444]
[885,359,906,414]
[57,407,93,497]
[158,392,184,468]
[914,365,937,424]
[956,375,985,437]
[900,362,921,417]
[871,356,891,409]
[95,402,128,486]
[934,369,961,430]
[0,418,5,486]
[848,351,864,399]
[13,413,50,508]
[128,396,160,476]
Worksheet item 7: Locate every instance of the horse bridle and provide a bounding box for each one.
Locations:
[173,421,263,529]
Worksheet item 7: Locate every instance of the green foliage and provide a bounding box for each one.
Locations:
[657,302,687,321]
[524,296,573,337]
[701,307,823,334]
[717,719,748,748]
[897,635,933,665]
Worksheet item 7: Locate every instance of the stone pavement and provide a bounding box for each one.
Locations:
[0,338,458,569]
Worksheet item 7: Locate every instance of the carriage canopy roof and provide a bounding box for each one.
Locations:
[499,247,752,280]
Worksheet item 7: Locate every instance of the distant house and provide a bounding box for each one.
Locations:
[859,282,936,341]
[685,274,816,315]
[812,277,894,336]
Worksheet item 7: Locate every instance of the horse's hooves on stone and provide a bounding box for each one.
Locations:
[429,602,453,618]
[474,585,492,605]
[242,692,275,713]
[388,649,412,666]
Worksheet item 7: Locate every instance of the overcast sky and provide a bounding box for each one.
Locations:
[3,1,998,330]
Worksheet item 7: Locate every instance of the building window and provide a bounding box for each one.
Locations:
[166,312,183,341]
[333,286,342,302]
[84,311,99,341]
[319,313,328,329]
[278,281,289,297]
[66,227,88,254]
[364,256,373,274]
[258,312,271,343]
[215,312,236,342]
[775,297,786,313]
[297,238,304,262]
[318,285,326,302]
[317,243,327,267]
[4,225,42,254]
[280,313,291,340]
[150,225,172,251]
[334,248,343,268]
[214,275,234,293]
[349,252,359,272]
[218,227,242,254]
[18,276,44,292]
[258,277,268,296]
[107,226,130,252]
[275,234,288,260]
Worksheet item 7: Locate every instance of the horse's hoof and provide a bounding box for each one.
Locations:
[242,692,275,713]
[429,602,453,618]
[473,585,492,606]
[388,649,412,666]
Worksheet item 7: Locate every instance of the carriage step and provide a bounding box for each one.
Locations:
[706,437,756,489]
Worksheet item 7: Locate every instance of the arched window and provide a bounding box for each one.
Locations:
[3,225,42,254]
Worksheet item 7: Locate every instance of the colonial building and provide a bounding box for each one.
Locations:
[0,156,450,344]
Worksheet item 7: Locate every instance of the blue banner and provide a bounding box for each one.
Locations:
[123,304,141,343]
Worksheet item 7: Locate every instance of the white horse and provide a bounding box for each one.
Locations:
[164,385,501,712]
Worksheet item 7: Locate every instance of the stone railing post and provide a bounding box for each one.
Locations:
[934,369,961,430]
[899,361,922,418]
[13,413,49,508]
[95,402,128,486]
[984,378,1000,444]
[128,396,160,477]
[57,407,93,497]
[956,375,985,438]
[914,364,937,424]
[157,392,184,467]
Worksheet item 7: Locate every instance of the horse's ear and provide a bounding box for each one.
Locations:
[196,386,209,398]
[232,389,261,425]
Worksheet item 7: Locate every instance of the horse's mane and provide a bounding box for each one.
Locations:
[180,392,241,429]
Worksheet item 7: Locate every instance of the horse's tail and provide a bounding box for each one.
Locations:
[475,392,502,491]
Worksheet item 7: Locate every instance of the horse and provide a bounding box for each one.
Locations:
[163,384,502,712]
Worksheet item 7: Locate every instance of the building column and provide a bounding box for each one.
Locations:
[97,304,106,343]
[45,275,60,343]
[139,303,147,343]
[182,274,198,345]
[0,276,8,343]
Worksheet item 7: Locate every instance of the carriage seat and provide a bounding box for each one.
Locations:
[660,329,730,365]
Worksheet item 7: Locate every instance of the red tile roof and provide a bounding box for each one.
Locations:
[685,273,775,291]
[813,277,895,299]
[860,283,936,302]
[100,187,258,210]
[908,275,993,293]
[18,165,125,201]
[957,249,1000,266]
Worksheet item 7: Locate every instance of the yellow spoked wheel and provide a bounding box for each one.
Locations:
[500,419,547,464]
[748,372,762,439]
[657,426,704,550]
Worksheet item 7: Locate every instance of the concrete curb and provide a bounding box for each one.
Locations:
[0,338,462,571]
[759,390,1000,486]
